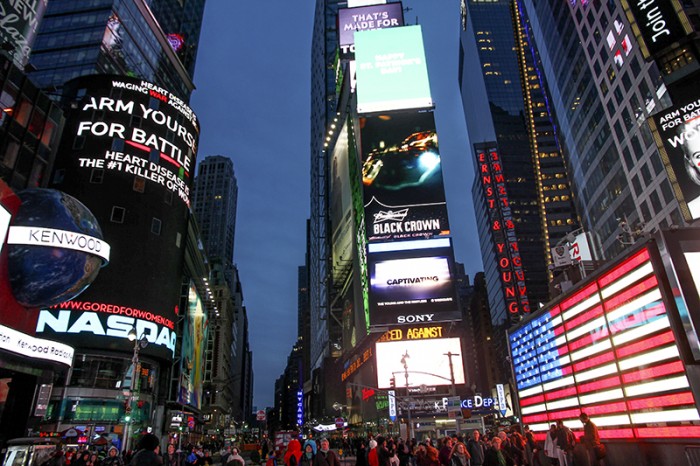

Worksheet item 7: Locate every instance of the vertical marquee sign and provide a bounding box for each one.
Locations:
[476,144,530,318]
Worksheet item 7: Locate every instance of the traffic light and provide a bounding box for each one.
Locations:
[390,376,396,389]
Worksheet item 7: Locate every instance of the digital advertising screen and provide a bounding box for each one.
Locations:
[355,25,433,114]
[375,337,465,389]
[338,3,404,59]
[360,110,449,243]
[0,0,48,66]
[621,0,687,56]
[35,75,200,361]
[367,238,459,326]
[178,282,209,410]
[509,246,700,440]
[649,96,700,222]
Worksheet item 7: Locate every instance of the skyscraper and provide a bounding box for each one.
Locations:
[520,0,680,256]
[193,155,239,268]
[459,0,579,327]
[28,0,204,101]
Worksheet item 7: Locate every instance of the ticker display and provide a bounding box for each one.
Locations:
[360,110,449,243]
[509,246,700,440]
[36,75,199,361]
[355,25,433,114]
[367,238,459,326]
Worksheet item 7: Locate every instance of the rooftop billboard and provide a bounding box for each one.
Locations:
[35,75,199,361]
[338,3,404,59]
[355,25,433,114]
[360,110,449,243]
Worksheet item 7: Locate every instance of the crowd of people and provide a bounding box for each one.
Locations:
[274,414,604,466]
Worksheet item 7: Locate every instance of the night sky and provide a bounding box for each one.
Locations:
[189,0,482,408]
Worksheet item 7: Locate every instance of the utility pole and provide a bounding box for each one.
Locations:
[401,351,413,440]
[445,351,461,434]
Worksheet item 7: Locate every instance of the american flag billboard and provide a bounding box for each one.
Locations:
[509,246,700,440]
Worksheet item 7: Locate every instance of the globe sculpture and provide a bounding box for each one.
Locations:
[8,188,107,308]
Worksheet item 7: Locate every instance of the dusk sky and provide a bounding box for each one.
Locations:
[189,0,483,408]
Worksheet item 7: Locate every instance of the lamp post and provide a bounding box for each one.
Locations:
[444,351,461,434]
[124,327,148,452]
[400,351,413,440]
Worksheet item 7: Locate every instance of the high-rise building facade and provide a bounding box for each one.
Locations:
[193,155,238,267]
[459,0,579,327]
[309,0,343,381]
[28,0,201,101]
[520,0,680,257]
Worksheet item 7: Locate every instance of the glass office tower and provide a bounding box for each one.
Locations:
[28,0,202,101]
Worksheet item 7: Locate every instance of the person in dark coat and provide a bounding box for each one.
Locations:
[130,434,163,466]
[314,439,340,466]
[162,445,182,466]
[466,431,485,466]
[103,447,124,466]
[355,440,368,466]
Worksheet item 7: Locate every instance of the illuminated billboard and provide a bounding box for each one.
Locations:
[355,25,433,114]
[649,96,700,222]
[178,282,209,409]
[338,3,404,59]
[475,144,529,318]
[35,75,199,361]
[375,337,465,389]
[360,110,449,243]
[0,0,47,66]
[509,246,700,440]
[368,238,459,326]
[621,0,687,57]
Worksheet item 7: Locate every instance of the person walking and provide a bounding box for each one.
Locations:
[314,439,340,466]
[466,431,485,466]
[355,440,368,466]
[130,434,163,466]
[103,448,125,466]
[300,444,315,466]
[555,421,575,466]
[543,425,558,465]
[579,413,605,466]
[448,443,470,466]
[368,440,379,466]
[162,445,182,466]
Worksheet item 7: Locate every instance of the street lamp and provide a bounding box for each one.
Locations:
[124,327,148,451]
[400,351,413,440]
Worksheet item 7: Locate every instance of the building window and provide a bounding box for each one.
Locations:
[111,206,126,223]
[133,176,146,193]
[90,168,104,184]
[164,189,173,205]
[151,217,162,235]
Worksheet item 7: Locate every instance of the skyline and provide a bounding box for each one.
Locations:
[189,0,482,408]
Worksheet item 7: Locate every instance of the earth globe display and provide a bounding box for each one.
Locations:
[8,188,107,308]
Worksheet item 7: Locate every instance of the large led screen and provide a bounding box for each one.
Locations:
[375,337,465,389]
[650,96,700,222]
[355,26,433,113]
[368,238,459,326]
[178,283,209,410]
[35,75,199,361]
[622,0,687,56]
[509,246,700,440]
[360,110,449,243]
[0,0,47,66]
[338,3,404,59]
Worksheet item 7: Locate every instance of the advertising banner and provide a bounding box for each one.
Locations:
[650,96,700,222]
[35,75,199,361]
[177,283,209,409]
[375,337,465,389]
[367,238,459,326]
[622,0,687,56]
[360,110,449,243]
[509,245,700,440]
[0,0,48,66]
[338,3,404,59]
[355,26,433,114]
